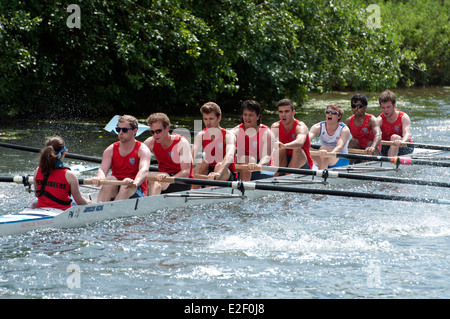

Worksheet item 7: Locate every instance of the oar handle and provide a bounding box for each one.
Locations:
[235,164,263,171]
[381,140,409,147]
[310,151,338,158]
[81,179,130,186]
[146,176,176,183]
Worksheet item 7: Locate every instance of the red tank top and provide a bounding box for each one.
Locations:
[202,128,236,173]
[278,120,313,168]
[236,123,270,160]
[36,167,72,210]
[349,114,375,149]
[111,140,147,194]
[152,134,194,178]
[380,111,412,142]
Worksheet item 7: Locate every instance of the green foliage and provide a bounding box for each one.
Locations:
[363,0,449,86]
[0,0,445,119]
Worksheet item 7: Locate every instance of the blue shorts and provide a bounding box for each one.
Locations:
[112,185,145,201]
[328,158,350,168]
[129,186,145,198]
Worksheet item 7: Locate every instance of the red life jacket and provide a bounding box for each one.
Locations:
[35,167,72,210]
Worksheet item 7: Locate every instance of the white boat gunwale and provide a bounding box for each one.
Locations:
[1,148,447,236]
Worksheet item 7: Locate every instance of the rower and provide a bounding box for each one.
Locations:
[230,100,275,181]
[191,102,237,188]
[34,136,93,209]
[309,103,351,169]
[144,112,194,195]
[377,90,414,157]
[92,115,151,202]
[270,98,313,175]
[344,93,381,160]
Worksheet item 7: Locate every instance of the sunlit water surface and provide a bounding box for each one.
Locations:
[1,88,449,299]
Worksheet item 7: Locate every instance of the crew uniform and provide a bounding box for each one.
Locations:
[152,134,194,193]
[111,140,147,197]
[202,128,237,180]
[319,121,349,168]
[379,111,414,156]
[348,114,378,150]
[236,123,271,161]
[235,123,272,180]
[278,119,313,169]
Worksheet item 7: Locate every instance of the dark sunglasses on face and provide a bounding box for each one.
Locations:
[325,109,339,115]
[115,127,135,133]
[151,128,163,135]
[351,103,365,109]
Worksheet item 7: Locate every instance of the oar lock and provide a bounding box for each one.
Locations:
[18,175,34,193]
[312,169,339,182]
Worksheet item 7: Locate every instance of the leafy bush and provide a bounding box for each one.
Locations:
[1,0,440,119]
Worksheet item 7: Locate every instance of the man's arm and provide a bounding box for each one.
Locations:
[175,137,193,178]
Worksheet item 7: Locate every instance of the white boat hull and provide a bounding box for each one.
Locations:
[1,148,446,236]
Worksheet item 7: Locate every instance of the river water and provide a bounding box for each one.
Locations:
[0,87,449,300]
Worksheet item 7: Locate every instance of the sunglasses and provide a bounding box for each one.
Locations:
[115,127,135,133]
[351,103,365,109]
[325,109,339,115]
[150,128,163,135]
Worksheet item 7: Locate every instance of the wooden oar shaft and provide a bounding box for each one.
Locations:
[310,143,367,154]
[381,140,450,151]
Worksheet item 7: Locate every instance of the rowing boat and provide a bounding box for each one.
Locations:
[1,148,448,236]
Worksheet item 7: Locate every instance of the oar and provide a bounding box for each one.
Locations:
[311,143,367,155]
[0,141,103,163]
[381,140,450,152]
[310,150,450,168]
[148,176,450,205]
[236,164,450,188]
[1,175,132,186]
[0,141,162,165]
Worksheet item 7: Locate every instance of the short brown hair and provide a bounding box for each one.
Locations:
[379,90,396,105]
[326,103,344,119]
[277,98,294,111]
[200,102,222,117]
[118,115,138,129]
[146,112,170,128]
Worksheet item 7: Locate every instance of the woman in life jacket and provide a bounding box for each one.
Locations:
[33,136,93,209]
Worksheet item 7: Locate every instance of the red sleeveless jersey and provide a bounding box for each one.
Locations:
[349,114,375,149]
[278,119,313,168]
[236,123,270,160]
[152,134,194,178]
[35,167,72,210]
[380,111,412,142]
[202,128,237,173]
[111,140,147,194]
